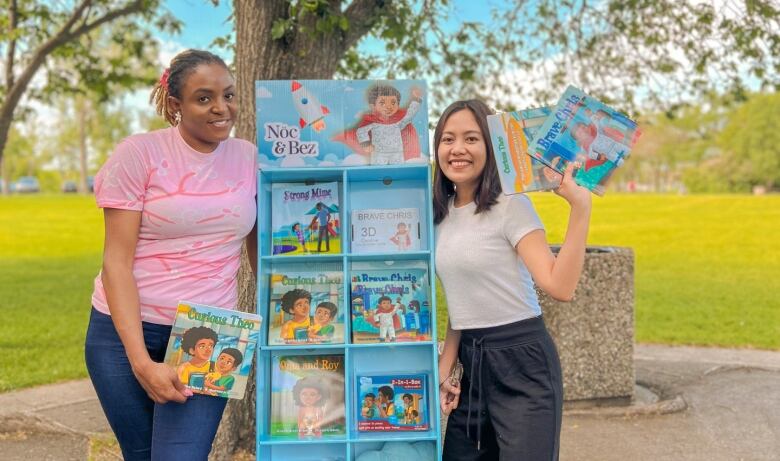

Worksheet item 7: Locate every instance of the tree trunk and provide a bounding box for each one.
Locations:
[77,97,90,194]
[0,0,145,166]
[210,1,388,458]
[0,155,8,195]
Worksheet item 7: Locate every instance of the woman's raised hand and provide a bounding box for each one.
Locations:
[554,162,592,210]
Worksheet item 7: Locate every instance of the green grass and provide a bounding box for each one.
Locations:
[2,194,779,392]
[437,194,780,350]
[0,195,103,391]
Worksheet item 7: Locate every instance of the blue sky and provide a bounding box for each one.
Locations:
[158,0,494,63]
[145,1,751,113]
[162,1,233,50]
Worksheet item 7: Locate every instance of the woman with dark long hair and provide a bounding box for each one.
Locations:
[435,100,592,460]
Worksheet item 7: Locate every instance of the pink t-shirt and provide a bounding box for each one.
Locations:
[91,126,257,325]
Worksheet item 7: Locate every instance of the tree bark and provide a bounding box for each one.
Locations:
[210,1,388,458]
[77,97,90,194]
[0,0,145,166]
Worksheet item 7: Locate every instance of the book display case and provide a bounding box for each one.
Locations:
[255,164,441,461]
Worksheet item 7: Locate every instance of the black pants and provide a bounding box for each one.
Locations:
[317,225,330,251]
[443,316,563,461]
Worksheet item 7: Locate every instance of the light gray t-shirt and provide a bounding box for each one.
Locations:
[435,194,544,330]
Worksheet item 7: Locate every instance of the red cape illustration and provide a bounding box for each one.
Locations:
[332,110,421,161]
[370,305,402,330]
[578,122,626,171]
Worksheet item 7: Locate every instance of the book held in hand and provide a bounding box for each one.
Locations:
[267,264,345,346]
[357,373,429,432]
[271,182,341,255]
[527,85,641,195]
[487,106,563,194]
[270,354,346,439]
[350,207,422,254]
[164,301,261,399]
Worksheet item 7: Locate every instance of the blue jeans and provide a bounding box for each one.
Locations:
[85,308,227,461]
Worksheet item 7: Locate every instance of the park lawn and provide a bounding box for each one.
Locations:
[1,193,779,392]
[0,195,103,391]
[436,193,780,350]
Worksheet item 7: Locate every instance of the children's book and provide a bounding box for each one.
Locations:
[270,354,346,439]
[486,107,563,194]
[271,182,341,255]
[267,263,344,345]
[350,262,432,344]
[356,373,429,432]
[256,80,429,168]
[164,301,261,399]
[350,208,422,254]
[526,85,641,195]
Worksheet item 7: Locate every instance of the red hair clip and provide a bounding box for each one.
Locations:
[159,68,170,91]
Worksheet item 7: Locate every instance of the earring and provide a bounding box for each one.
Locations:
[174,112,182,124]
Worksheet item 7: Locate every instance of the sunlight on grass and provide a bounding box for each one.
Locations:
[438,194,780,350]
[0,195,103,391]
[1,193,779,392]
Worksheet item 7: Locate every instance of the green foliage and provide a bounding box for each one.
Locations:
[0,1,181,167]
[718,92,780,190]
[609,91,780,193]
[271,0,350,41]
[438,193,780,349]
[139,110,171,132]
[36,170,62,193]
[2,94,139,193]
[1,124,38,186]
[329,0,780,115]
[2,2,178,104]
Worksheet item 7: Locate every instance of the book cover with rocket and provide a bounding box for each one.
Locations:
[255,80,429,168]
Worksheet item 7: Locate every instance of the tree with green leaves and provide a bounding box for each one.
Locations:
[211,1,780,457]
[0,0,180,187]
[717,92,780,191]
[44,93,135,192]
[1,123,39,190]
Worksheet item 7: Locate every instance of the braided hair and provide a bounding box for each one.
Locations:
[149,49,229,126]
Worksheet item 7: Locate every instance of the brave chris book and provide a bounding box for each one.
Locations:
[527,86,641,195]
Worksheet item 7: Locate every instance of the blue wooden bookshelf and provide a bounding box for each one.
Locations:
[255,164,441,461]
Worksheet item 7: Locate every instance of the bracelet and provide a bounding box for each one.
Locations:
[439,375,457,387]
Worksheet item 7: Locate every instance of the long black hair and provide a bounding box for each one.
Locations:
[433,99,503,224]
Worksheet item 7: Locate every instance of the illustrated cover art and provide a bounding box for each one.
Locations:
[357,373,429,432]
[270,354,346,439]
[350,262,431,344]
[487,107,563,194]
[271,182,341,255]
[527,85,641,195]
[351,208,421,254]
[267,264,344,345]
[164,301,261,399]
[256,80,429,168]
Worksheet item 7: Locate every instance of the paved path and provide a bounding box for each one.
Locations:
[1,345,779,460]
[561,345,780,461]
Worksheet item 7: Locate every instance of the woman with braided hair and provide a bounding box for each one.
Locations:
[84,49,257,460]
